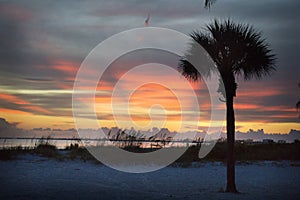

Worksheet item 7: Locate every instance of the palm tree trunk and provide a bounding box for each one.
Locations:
[226,94,238,193]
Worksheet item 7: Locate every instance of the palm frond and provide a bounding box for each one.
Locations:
[178,32,216,82]
[204,0,217,9]
[178,19,276,95]
[206,19,276,80]
[178,59,200,82]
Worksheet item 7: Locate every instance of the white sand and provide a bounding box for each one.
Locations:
[0,155,299,200]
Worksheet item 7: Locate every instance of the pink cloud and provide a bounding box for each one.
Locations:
[0,4,33,21]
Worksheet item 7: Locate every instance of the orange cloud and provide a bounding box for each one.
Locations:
[237,88,282,97]
[263,106,295,112]
[129,83,181,111]
[0,93,30,105]
[0,93,52,115]
[22,105,52,115]
[0,108,31,115]
[235,103,260,110]
[53,61,78,75]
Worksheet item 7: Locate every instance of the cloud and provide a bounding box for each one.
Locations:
[0,117,33,137]
[0,0,299,131]
[0,118,17,130]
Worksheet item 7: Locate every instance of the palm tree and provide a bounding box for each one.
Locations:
[179,20,276,192]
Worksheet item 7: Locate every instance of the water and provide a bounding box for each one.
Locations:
[0,137,198,149]
[0,138,82,149]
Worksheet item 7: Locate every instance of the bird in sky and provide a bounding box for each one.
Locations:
[145,14,150,26]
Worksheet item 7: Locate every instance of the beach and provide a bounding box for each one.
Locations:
[1,154,299,200]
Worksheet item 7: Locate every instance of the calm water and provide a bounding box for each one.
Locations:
[0,138,195,149]
[0,138,83,149]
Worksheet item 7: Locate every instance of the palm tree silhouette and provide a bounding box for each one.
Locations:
[179,19,276,192]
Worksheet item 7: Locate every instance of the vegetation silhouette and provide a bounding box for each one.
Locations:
[204,0,217,9]
[1,142,300,163]
[179,19,276,192]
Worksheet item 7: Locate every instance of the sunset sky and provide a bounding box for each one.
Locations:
[0,0,299,134]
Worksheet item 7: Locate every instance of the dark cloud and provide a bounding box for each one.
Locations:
[0,117,34,137]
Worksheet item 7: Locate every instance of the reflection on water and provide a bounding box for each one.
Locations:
[0,138,82,149]
[0,137,201,150]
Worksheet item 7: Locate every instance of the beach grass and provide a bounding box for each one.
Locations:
[1,141,299,164]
